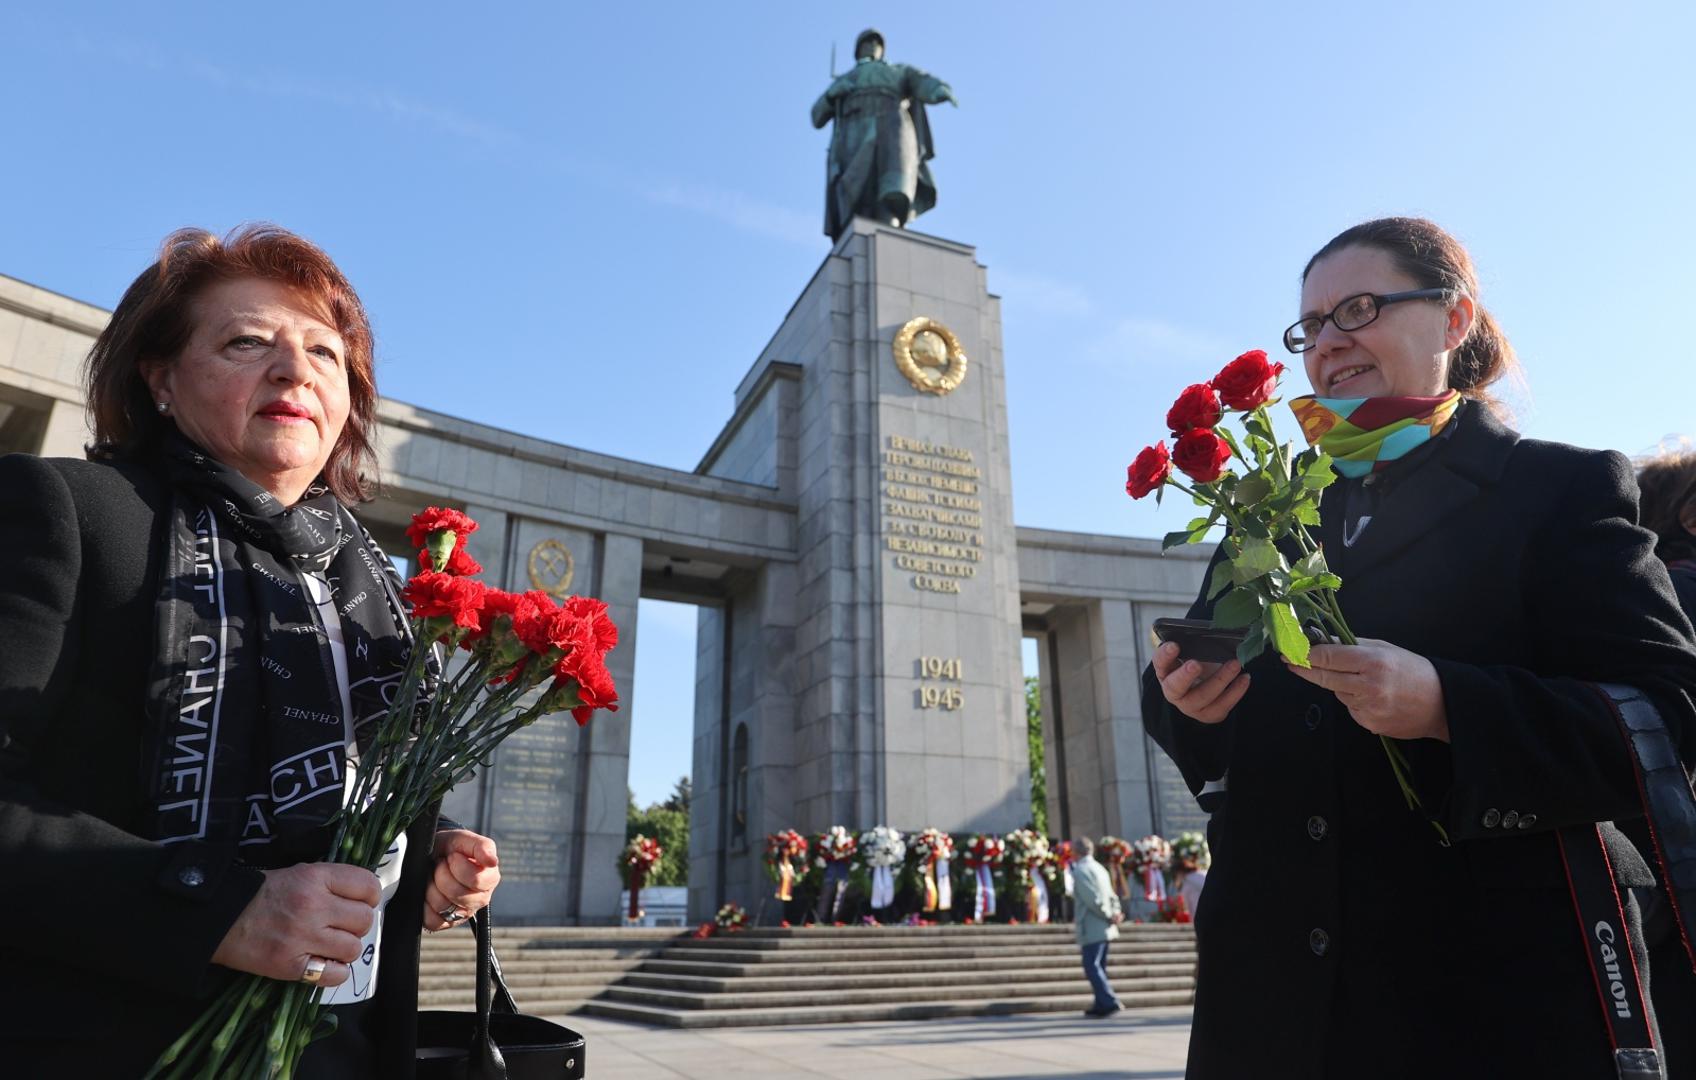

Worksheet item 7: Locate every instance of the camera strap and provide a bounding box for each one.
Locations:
[1589,682,1696,977]
[1558,822,1661,1078]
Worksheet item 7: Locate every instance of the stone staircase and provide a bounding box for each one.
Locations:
[417,926,677,1016]
[420,923,1195,1027]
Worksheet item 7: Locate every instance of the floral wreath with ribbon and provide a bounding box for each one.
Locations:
[764,829,809,902]
[1003,828,1052,923]
[620,834,663,920]
[715,902,748,931]
[909,828,955,913]
[859,826,907,910]
[1130,834,1173,903]
[962,834,1005,921]
[1096,835,1133,898]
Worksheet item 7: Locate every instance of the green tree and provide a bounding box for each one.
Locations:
[1026,676,1049,834]
[626,776,691,886]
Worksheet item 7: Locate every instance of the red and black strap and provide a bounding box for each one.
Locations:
[1557,822,1662,1079]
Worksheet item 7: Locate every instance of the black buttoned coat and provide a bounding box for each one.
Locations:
[1142,406,1696,1079]
[0,453,439,1078]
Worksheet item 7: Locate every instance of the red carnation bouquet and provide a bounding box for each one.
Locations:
[151,507,620,1080]
[1125,350,1434,837]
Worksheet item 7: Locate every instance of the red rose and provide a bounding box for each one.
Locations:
[1212,349,1286,411]
[1125,442,1172,500]
[406,507,479,551]
[1165,383,1221,437]
[1172,429,1232,483]
[401,571,488,633]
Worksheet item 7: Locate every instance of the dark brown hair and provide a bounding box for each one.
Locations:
[1303,217,1520,413]
[85,224,378,502]
[1637,449,1696,564]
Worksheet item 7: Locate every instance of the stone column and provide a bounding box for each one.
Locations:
[570,532,641,924]
[438,505,512,834]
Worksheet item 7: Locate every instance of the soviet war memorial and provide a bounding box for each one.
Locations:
[3,9,1696,1080]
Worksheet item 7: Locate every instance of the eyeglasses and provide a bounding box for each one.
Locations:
[1282,289,1455,354]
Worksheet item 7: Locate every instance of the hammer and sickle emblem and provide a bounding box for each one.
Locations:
[527,539,575,598]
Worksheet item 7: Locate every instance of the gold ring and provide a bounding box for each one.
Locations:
[300,956,328,985]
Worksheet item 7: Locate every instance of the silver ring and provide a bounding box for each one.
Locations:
[300,956,328,985]
[439,905,467,924]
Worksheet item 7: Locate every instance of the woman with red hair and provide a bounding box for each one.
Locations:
[0,225,501,1076]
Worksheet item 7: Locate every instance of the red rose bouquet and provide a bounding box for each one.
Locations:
[151,508,620,1079]
[621,834,663,920]
[1125,350,1433,835]
[764,829,809,901]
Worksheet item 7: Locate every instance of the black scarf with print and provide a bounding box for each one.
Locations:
[142,434,413,866]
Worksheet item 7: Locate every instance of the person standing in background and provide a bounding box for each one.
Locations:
[1070,836,1124,1018]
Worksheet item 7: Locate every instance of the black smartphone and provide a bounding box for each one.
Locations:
[1151,617,1246,664]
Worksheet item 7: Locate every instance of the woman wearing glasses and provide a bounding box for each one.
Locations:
[1143,217,1696,1079]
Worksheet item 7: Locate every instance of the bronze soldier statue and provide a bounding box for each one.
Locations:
[811,29,957,241]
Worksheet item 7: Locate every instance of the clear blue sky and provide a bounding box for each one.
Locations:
[5,3,1692,805]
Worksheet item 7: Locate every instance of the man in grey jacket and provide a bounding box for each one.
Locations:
[1071,836,1124,1018]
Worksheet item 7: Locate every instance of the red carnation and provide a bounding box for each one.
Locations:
[561,595,619,655]
[1212,349,1286,411]
[435,546,482,577]
[401,571,488,633]
[1173,429,1233,484]
[555,644,620,726]
[1125,442,1172,500]
[1165,383,1221,437]
[406,507,478,552]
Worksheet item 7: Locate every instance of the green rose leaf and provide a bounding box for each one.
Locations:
[1230,535,1284,583]
[1211,585,1263,629]
[1236,622,1267,666]
[1294,550,1328,578]
[1207,557,1235,600]
[1232,473,1273,507]
[1243,411,1274,444]
[1266,601,1311,667]
[1301,452,1338,490]
[1294,502,1322,526]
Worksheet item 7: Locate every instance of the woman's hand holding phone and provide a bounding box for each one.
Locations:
[1152,641,1249,724]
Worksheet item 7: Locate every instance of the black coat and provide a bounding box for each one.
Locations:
[1142,406,1696,1079]
[0,453,437,1078]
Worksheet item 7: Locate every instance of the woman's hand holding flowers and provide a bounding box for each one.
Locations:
[1285,638,1450,742]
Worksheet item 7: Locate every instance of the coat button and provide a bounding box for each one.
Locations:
[1309,928,1330,956]
[1500,810,1520,830]
[1307,815,1329,841]
[1481,808,1502,829]
[1304,704,1322,731]
[1518,814,1537,829]
[178,867,206,888]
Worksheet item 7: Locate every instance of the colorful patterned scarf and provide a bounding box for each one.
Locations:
[1288,390,1463,478]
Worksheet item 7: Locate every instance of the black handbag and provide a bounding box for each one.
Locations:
[416,905,586,1079]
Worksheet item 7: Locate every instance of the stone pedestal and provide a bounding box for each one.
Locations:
[695,219,1030,917]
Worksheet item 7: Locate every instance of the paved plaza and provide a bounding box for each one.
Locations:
[554,1006,1192,1079]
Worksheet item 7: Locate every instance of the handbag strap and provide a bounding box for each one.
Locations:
[465,905,515,1080]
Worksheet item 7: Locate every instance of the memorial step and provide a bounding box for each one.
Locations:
[578,987,1196,1029]
[600,973,1195,1011]
[617,960,1196,995]
[416,923,1197,1024]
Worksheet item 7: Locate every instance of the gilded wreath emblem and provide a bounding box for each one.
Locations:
[527,538,575,598]
[893,317,968,396]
